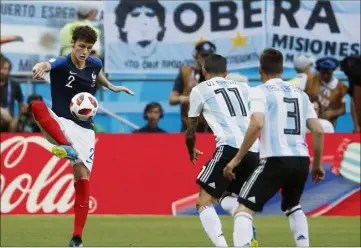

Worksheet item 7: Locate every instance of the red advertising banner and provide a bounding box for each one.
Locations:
[1,133,360,215]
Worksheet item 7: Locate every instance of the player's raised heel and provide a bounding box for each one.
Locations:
[52,145,78,161]
[69,235,83,247]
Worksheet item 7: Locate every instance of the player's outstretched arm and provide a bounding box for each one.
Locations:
[32,62,51,80]
[307,118,325,183]
[97,72,134,95]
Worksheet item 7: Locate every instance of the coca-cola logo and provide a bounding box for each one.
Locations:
[0,136,97,214]
[88,196,97,213]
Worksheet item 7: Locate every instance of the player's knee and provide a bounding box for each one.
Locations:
[31,100,47,118]
[219,191,232,202]
[73,163,90,181]
[196,196,216,210]
[234,203,254,216]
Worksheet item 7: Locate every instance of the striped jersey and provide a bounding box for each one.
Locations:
[188,77,259,152]
[249,78,317,158]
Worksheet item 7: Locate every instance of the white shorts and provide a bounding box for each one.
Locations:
[35,107,96,171]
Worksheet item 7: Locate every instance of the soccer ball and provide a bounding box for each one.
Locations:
[70,92,99,121]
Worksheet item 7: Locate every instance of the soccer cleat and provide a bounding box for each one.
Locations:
[251,238,259,247]
[69,235,83,247]
[52,145,78,161]
[251,225,258,247]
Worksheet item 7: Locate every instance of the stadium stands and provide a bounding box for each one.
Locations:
[17,68,352,133]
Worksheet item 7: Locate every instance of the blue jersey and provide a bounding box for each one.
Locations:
[47,54,103,129]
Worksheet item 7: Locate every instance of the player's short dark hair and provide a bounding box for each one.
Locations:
[260,48,283,75]
[0,54,12,71]
[115,0,166,43]
[203,54,227,74]
[72,26,98,44]
[144,102,163,120]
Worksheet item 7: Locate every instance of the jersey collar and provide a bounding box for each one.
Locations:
[264,78,283,85]
[210,76,225,81]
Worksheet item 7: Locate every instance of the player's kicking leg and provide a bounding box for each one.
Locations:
[31,100,94,246]
[31,100,78,160]
[69,162,90,247]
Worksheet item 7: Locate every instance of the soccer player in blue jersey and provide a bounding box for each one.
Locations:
[224,48,325,247]
[31,25,134,247]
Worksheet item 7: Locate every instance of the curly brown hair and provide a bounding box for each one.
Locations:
[72,25,98,44]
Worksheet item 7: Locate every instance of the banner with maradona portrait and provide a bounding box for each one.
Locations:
[104,0,266,74]
[267,0,360,67]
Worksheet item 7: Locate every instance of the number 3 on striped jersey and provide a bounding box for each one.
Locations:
[283,97,301,135]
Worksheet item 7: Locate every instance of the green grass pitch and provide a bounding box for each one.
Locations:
[1,216,360,246]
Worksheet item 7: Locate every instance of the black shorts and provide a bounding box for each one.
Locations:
[196,145,259,199]
[238,156,310,213]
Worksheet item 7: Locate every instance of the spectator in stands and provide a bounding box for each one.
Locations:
[307,101,334,133]
[0,107,12,132]
[341,55,361,132]
[288,55,315,91]
[9,94,43,133]
[225,73,249,84]
[60,3,101,56]
[0,55,24,119]
[169,41,216,132]
[133,102,166,133]
[304,57,348,127]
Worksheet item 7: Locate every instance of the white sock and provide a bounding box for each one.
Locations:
[198,205,228,247]
[288,207,310,247]
[220,195,238,216]
[233,212,254,247]
[220,196,257,240]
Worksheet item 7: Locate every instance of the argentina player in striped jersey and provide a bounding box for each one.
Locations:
[224,49,325,247]
[185,54,259,247]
